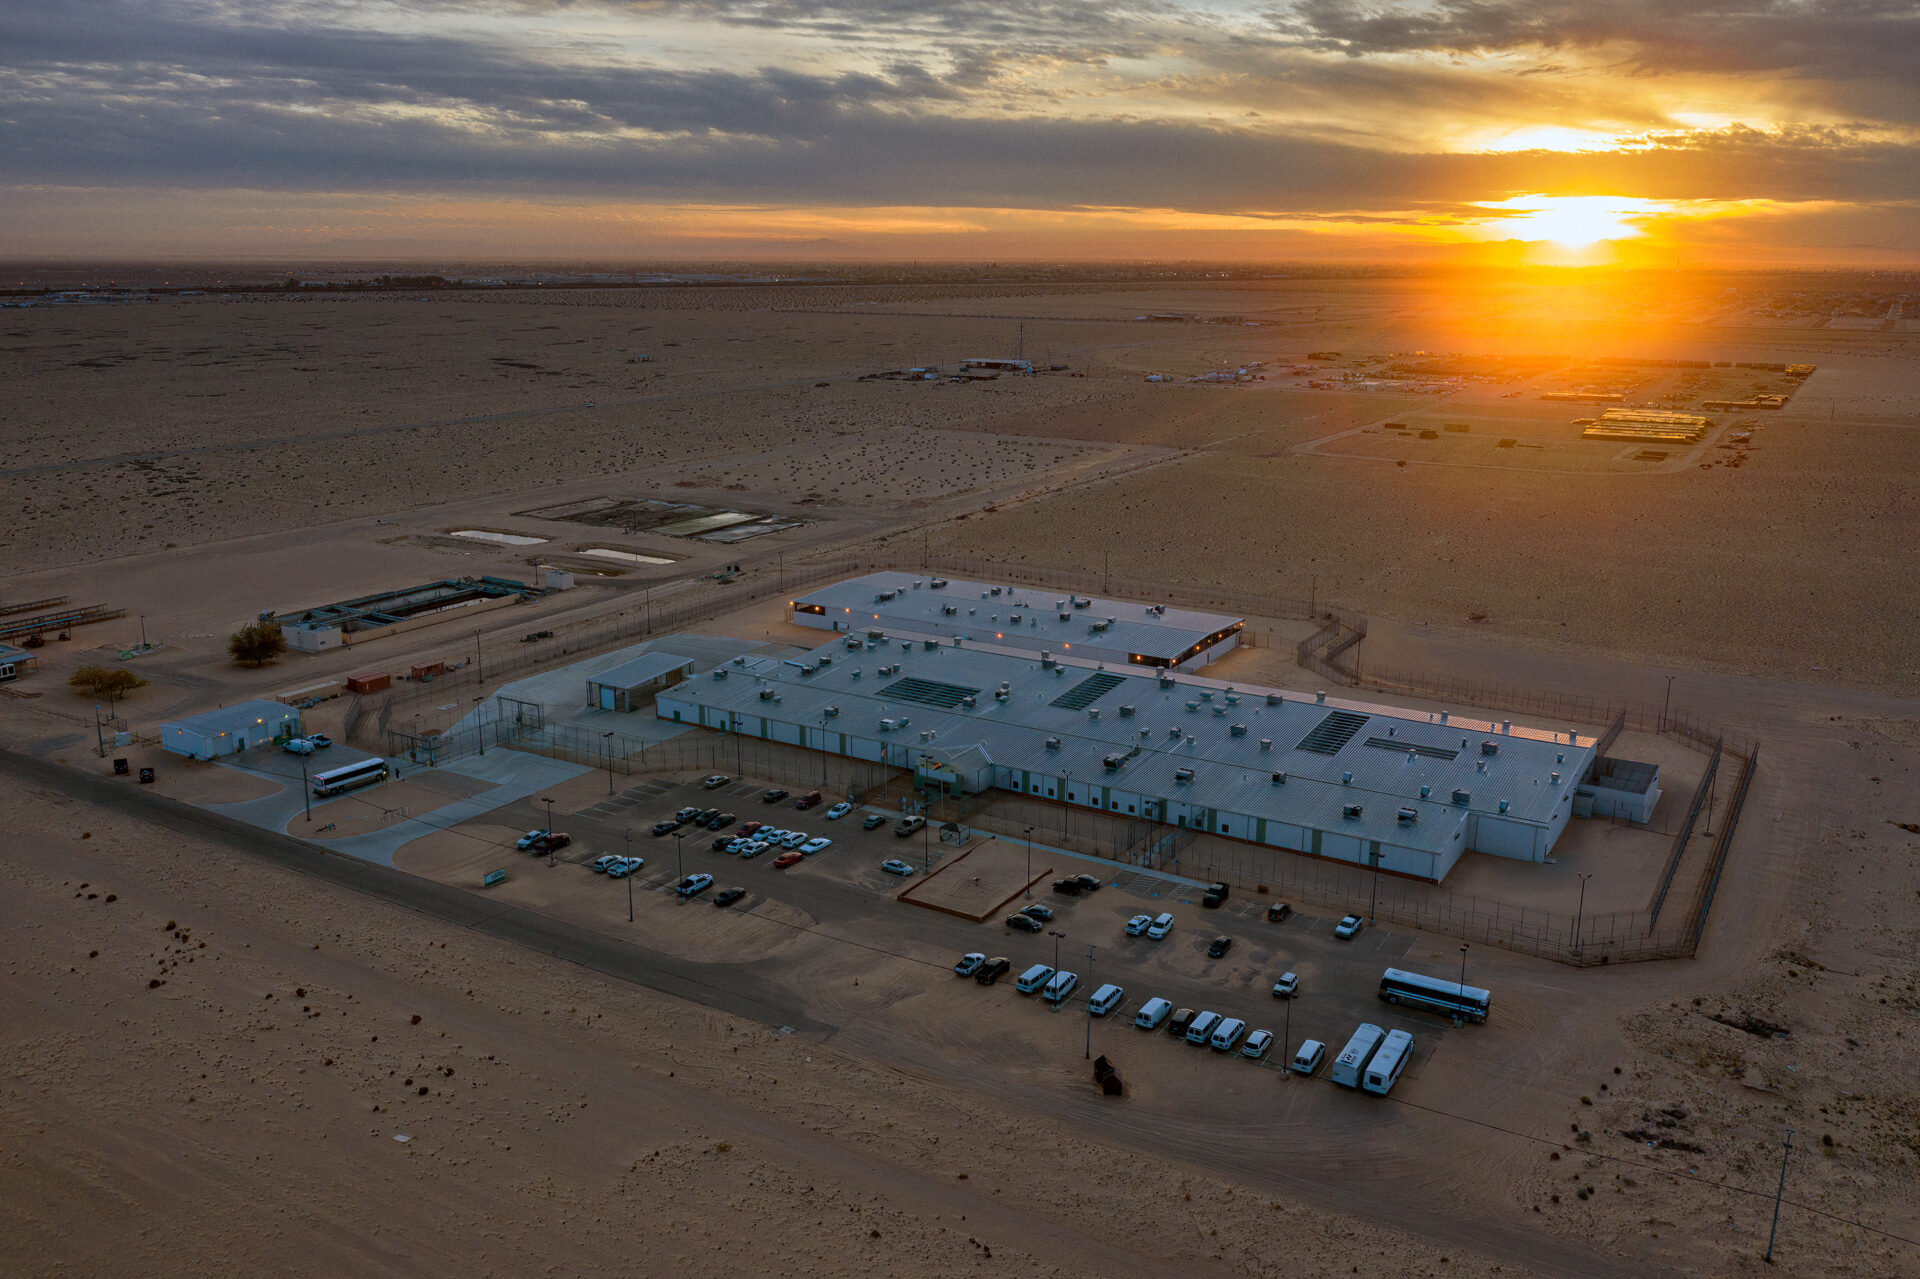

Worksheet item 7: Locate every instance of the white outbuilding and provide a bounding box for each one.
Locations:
[161,700,303,759]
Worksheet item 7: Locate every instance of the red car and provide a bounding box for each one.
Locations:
[772,850,804,868]
[533,832,571,852]
[738,821,764,836]
[794,790,823,810]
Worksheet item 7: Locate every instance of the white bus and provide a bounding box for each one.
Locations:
[1363,1028,1415,1096]
[1330,1022,1386,1088]
[311,757,389,796]
[1378,967,1491,1023]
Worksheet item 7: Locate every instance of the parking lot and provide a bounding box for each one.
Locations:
[451,772,1481,1102]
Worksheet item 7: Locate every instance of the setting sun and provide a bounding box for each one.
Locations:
[1475,195,1662,247]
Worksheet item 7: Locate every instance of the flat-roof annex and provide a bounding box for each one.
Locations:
[792,571,1243,664]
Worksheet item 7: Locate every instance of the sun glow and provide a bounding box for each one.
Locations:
[1474,195,1665,248]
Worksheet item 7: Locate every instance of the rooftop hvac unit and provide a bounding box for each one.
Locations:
[1212,706,1227,717]
[1088,708,1100,720]
[1556,752,1565,764]
[1502,720,1512,732]
[930,578,948,589]
[1229,724,1247,737]
[961,695,976,708]
[912,580,921,589]
[994,689,1009,701]
[880,718,895,731]
[1397,807,1418,823]
[867,629,886,641]
[1174,768,1195,784]
[758,688,775,701]
[1118,704,1136,717]
[1225,691,1239,704]
[1058,612,1071,621]
[1259,738,1271,750]
[1074,597,1090,609]
[1055,666,1066,677]
[990,586,1003,596]
[851,668,862,678]
[825,705,839,717]
[816,654,832,667]
[712,668,728,680]
[1041,653,1055,669]
[901,641,913,652]
[1009,613,1021,625]
[1198,689,1214,700]
[1103,754,1123,770]
[1385,725,1395,736]
[845,637,863,650]
[1418,784,1430,797]
[923,639,939,651]
[733,655,746,664]
[1159,675,1176,689]
[1341,771,1353,784]
[1341,804,1363,819]
[1045,736,1061,750]
[1498,799,1511,813]
[1271,771,1287,785]
[1167,726,1183,740]
[1452,789,1471,806]
[1481,740,1499,755]
[1266,693,1281,706]
[800,664,817,676]
[1316,691,1327,704]
[1550,771,1561,785]
[876,590,898,602]
[942,605,957,615]
[897,716,909,729]
[1185,701,1199,712]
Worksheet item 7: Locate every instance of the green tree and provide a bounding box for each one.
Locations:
[228,621,287,667]
[67,664,148,709]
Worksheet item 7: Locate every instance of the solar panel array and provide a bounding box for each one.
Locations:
[1295,709,1370,755]
[1050,671,1126,711]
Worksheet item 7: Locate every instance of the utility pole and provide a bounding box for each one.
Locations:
[1458,943,1469,995]
[674,830,685,891]
[543,797,556,865]
[93,692,106,758]
[1025,826,1034,899]
[625,828,634,922]
[1084,944,1096,1059]
[1573,871,1593,955]
[1368,847,1382,924]
[1050,930,1064,980]
[603,730,616,795]
[1765,1130,1794,1263]
[1662,675,1673,732]
[300,753,312,823]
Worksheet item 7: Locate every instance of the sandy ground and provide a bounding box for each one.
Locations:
[6,274,1920,1276]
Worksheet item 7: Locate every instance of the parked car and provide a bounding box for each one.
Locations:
[1202,881,1231,909]
[711,836,733,852]
[714,888,746,908]
[1334,914,1365,940]
[1207,935,1233,958]
[1006,914,1043,932]
[1241,1029,1274,1060]
[780,831,809,850]
[707,812,737,830]
[1070,873,1103,893]
[1018,903,1053,923]
[772,850,804,868]
[738,840,768,859]
[880,858,915,877]
[306,734,333,749]
[1266,902,1294,924]
[1272,972,1300,999]
[674,873,714,898]
[800,837,832,854]
[695,808,720,824]
[953,952,986,977]
[651,820,681,837]
[862,814,886,830]
[590,855,622,873]
[702,774,731,789]
[738,821,764,836]
[282,738,316,755]
[1167,1007,1198,1038]
[533,832,571,852]
[762,788,789,803]
[675,807,702,822]
[974,957,1011,986]
[1125,914,1153,936]
[826,802,852,820]
[1290,1039,1327,1076]
[795,790,823,810]
[606,857,643,878]
[1147,912,1175,940]
[1051,878,1083,896]
[515,829,549,850]
[895,815,926,837]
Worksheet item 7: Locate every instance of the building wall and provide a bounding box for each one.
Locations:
[790,607,1239,669]
[161,706,303,758]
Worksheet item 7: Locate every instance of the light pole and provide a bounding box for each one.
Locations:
[1458,943,1469,995]
[1084,943,1096,1059]
[1049,930,1065,984]
[93,692,106,758]
[1282,989,1293,1073]
[1062,771,1072,840]
[1765,1129,1794,1263]
[300,752,312,823]
[1662,674,1673,732]
[474,629,483,682]
[1573,871,1593,955]
[1025,825,1034,899]
[603,730,616,796]
[819,717,829,788]
[674,830,685,891]
[923,809,931,873]
[543,797,556,865]
[1367,846,1383,924]
[624,828,634,922]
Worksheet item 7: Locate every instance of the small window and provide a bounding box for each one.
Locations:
[1127,805,1136,814]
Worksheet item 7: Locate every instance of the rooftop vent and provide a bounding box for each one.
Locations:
[1271,771,1287,785]
[1088,708,1101,721]
[879,718,896,731]
[1481,740,1500,756]
[1498,799,1511,813]
[825,705,839,717]
[942,605,957,615]
[1174,767,1195,784]
[1229,724,1247,737]
[1199,689,1214,701]
[1316,691,1327,704]
[1185,701,1199,712]
[1266,693,1281,707]
[1418,784,1430,798]
[1550,771,1561,785]
[1212,706,1227,717]
[1259,738,1271,751]
[1045,736,1061,750]
[1396,807,1418,823]
[1167,727,1182,740]
[1341,771,1353,784]
[1452,789,1471,806]
[1341,803,1363,819]
[1119,704,1136,717]
[929,578,948,589]
[712,668,728,680]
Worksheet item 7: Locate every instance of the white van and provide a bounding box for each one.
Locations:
[1330,1022,1387,1088]
[1043,970,1079,1003]
[1209,1017,1247,1051]
[1290,1039,1326,1076]
[1016,964,1054,994]
[1088,984,1125,1017]
[1185,1011,1223,1045]
[1363,1028,1415,1096]
[1134,997,1172,1030]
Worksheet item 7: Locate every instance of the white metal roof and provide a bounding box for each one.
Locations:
[164,699,300,737]
[665,639,1595,856]
[588,651,695,690]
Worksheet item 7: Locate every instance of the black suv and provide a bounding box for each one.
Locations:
[762,788,790,803]
[1202,881,1230,908]
[974,957,1012,986]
